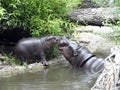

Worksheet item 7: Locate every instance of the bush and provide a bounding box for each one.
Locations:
[1,0,81,36]
[0,0,81,61]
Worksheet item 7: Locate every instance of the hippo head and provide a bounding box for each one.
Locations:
[57,37,80,58]
[46,36,60,47]
[59,43,75,59]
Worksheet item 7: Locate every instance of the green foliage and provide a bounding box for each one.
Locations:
[2,53,19,65]
[114,0,120,7]
[0,2,7,21]
[1,0,80,36]
[109,26,120,45]
[108,1,120,44]
[45,45,59,60]
[0,0,81,63]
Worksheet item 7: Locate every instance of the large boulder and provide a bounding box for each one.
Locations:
[74,26,116,57]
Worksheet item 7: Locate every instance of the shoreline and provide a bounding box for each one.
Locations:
[0,56,65,78]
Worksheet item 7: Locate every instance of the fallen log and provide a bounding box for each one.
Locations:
[69,7,120,26]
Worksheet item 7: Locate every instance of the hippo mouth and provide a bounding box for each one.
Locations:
[58,46,65,51]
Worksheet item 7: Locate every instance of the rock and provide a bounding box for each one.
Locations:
[74,26,116,57]
[76,25,114,34]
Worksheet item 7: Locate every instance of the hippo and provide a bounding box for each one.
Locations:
[57,37,105,73]
[15,36,59,66]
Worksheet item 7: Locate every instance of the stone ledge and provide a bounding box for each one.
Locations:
[73,26,116,57]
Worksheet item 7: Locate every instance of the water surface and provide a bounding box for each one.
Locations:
[0,61,97,90]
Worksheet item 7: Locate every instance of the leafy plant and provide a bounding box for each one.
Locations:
[1,0,81,36]
[0,0,81,63]
[2,53,19,65]
[0,2,7,24]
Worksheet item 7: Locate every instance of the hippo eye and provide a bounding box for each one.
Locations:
[73,50,79,56]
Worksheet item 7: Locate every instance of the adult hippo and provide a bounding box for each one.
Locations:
[15,36,60,66]
[57,37,105,73]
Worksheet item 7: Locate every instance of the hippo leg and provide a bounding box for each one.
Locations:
[40,52,48,66]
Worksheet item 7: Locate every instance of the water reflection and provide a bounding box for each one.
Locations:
[0,61,97,90]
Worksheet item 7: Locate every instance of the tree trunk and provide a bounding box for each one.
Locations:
[69,7,119,26]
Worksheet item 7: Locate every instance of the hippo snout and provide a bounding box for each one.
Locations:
[56,38,69,47]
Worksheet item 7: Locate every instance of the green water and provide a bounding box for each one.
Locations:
[0,61,97,90]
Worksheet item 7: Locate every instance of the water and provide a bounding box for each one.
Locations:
[0,61,97,90]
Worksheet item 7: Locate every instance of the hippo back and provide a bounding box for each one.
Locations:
[84,57,105,73]
[72,47,105,73]
[15,37,45,57]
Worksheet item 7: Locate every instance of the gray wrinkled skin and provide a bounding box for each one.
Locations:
[15,36,59,66]
[57,37,105,73]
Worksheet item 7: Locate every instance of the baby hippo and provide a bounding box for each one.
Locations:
[57,37,105,73]
[15,36,59,66]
